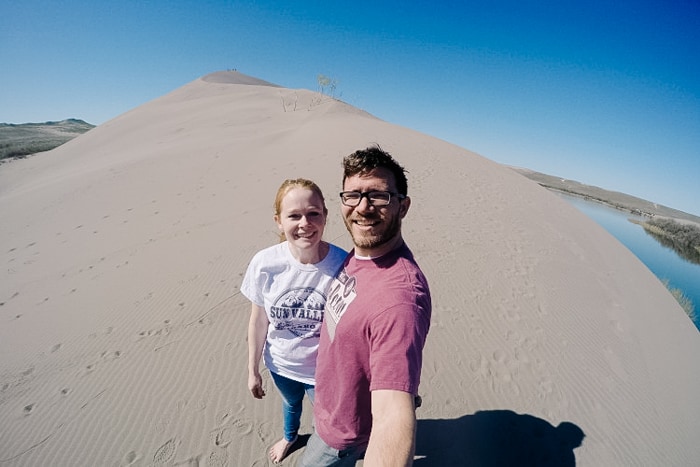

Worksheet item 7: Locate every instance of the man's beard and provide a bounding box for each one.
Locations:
[345,213,401,251]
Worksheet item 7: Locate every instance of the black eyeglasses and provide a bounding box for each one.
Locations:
[339,191,405,207]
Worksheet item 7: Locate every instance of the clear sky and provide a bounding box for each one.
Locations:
[2,0,699,215]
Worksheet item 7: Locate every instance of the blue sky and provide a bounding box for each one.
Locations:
[2,0,698,215]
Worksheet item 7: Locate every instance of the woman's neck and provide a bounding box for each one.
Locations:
[291,241,329,265]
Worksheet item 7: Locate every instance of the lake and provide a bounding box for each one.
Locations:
[555,192,700,332]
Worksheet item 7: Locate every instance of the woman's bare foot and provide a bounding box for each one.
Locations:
[269,436,297,464]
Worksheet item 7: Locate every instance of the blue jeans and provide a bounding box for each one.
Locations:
[297,432,365,467]
[270,372,315,442]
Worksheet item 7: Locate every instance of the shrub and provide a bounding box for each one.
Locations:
[662,279,697,323]
[641,218,700,265]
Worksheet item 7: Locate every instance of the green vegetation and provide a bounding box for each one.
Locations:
[662,279,697,323]
[633,218,700,265]
[317,74,338,97]
[0,119,94,161]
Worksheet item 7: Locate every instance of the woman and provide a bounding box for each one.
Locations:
[241,178,347,463]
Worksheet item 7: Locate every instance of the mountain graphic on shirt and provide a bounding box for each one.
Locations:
[272,287,325,338]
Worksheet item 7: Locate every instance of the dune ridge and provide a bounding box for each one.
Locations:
[1,70,699,466]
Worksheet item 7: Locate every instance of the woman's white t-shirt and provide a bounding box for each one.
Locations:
[241,241,347,385]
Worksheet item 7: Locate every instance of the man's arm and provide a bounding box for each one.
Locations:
[363,389,417,466]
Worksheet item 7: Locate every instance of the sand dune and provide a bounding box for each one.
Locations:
[1,71,699,466]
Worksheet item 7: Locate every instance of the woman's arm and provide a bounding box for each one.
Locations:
[247,302,270,399]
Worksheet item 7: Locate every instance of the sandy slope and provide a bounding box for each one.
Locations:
[1,71,699,466]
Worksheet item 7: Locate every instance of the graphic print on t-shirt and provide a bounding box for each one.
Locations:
[270,287,326,338]
[324,268,357,341]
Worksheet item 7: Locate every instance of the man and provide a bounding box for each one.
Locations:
[300,146,432,466]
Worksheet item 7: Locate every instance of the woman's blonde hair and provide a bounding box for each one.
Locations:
[274,178,328,242]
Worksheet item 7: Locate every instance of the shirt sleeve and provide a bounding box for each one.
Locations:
[241,253,263,306]
[367,301,429,394]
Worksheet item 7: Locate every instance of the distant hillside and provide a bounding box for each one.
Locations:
[0,119,95,161]
[512,167,700,225]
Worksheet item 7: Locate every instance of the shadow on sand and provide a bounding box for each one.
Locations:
[414,410,584,466]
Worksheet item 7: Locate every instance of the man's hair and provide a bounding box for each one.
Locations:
[342,146,408,195]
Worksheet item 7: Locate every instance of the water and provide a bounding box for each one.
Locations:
[555,192,700,331]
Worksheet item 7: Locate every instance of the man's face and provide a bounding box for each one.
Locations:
[341,167,409,256]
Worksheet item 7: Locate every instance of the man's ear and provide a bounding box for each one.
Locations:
[399,196,411,219]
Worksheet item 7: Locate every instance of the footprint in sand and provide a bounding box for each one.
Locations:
[81,364,96,377]
[122,450,139,465]
[216,430,232,448]
[538,378,554,400]
[100,350,122,360]
[134,321,172,342]
[233,418,254,435]
[211,418,254,449]
[207,449,229,467]
[152,438,178,465]
[211,427,233,448]
[198,316,212,326]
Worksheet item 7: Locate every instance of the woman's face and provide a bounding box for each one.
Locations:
[276,187,327,252]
